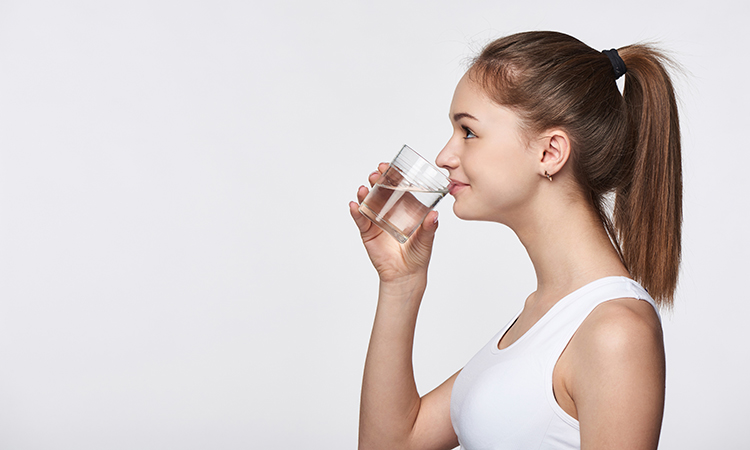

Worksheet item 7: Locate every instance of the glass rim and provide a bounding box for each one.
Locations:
[391,145,450,189]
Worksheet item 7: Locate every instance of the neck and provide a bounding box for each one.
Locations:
[510,187,629,307]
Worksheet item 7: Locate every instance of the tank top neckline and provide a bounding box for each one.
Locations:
[491,276,637,355]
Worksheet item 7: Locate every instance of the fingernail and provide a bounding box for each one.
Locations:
[433,211,439,224]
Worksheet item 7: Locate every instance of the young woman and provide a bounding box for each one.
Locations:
[349,31,681,450]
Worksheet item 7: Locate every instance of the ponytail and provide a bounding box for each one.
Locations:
[615,45,682,307]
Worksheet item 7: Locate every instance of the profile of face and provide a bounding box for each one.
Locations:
[435,73,547,225]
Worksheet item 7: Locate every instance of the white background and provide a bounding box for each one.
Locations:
[0,0,748,449]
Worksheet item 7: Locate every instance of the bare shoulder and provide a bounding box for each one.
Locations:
[566,298,665,448]
[569,297,665,387]
[576,298,663,355]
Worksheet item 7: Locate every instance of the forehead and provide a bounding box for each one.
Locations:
[450,73,484,111]
[449,73,522,127]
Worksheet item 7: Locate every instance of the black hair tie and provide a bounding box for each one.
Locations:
[602,48,627,80]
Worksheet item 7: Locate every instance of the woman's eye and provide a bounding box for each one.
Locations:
[462,126,476,139]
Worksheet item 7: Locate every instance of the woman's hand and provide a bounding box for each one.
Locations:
[349,163,439,283]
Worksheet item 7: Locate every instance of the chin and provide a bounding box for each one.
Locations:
[452,202,482,221]
[452,201,506,224]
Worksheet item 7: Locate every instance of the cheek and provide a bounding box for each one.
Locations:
[467,155,536,213]
[465,152,518,194]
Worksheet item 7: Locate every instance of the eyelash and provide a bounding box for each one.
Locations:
[462,126,476,139]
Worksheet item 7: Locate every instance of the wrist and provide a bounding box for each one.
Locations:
[379,272,427,290]
[378,274,428,303]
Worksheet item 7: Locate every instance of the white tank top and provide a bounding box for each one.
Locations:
[450,276,659,450]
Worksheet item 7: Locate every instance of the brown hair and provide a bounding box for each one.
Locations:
[469,31,681,306]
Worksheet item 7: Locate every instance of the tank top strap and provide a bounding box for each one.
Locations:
[538,276,659,353]
[538,276,660,428]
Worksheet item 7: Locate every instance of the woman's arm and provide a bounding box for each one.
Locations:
[358,277,459,450]
[566,298,665,450]
[350,166,458,450]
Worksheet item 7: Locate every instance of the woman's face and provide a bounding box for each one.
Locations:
[436,74,542,224]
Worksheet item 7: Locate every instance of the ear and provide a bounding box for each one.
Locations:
[538,129,571,178]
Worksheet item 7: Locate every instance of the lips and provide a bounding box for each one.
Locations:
[449,179,469,195]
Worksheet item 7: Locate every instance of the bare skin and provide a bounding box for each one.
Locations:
[351,75,665,450]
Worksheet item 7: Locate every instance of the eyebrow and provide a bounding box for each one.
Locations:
[452,112,478,122]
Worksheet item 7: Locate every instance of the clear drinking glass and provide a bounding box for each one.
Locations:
[359,145,450,243]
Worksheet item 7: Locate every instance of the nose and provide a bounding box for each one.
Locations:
[436,139,459,170]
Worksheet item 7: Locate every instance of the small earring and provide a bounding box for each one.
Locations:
[544,170,553,182]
